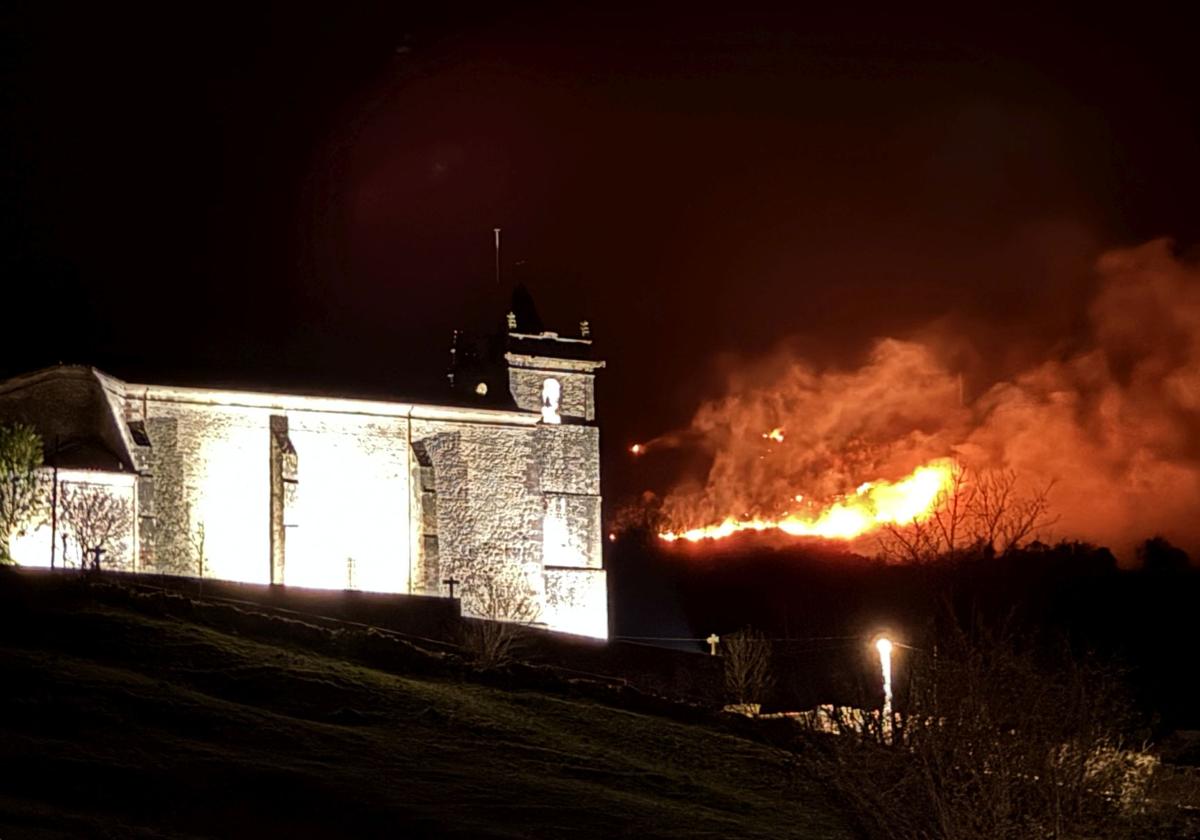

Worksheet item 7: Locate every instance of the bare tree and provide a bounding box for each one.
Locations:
[722,627,774,710]
[879,465,1057,563]
[0,422,48,563]
[929,463,974,559]
[880,464,974,563]
[969,469,1056,555]
[149,510,208,579]
[797,619,1169,840]
[58,482,133,571]
[188,519,207,579]
[457,565,541,668]
[188,518,209,598]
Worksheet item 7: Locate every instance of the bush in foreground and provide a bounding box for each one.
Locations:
[797,619,1187,840]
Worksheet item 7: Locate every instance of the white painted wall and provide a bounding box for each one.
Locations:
[9,469,137,570]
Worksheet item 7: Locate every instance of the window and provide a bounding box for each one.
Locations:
[541,378,561,424]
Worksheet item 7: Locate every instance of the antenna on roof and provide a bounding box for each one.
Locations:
[493,227,501,286]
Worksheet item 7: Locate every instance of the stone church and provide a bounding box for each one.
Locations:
[0,300,608,638]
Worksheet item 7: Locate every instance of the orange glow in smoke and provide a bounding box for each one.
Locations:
[763,427,785,443]
[659,458,955,543]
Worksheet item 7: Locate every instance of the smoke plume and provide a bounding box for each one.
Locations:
[654,239,1200,560]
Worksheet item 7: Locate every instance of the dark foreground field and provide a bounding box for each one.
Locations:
[0,574,850,839]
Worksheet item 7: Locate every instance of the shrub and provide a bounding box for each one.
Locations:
[797,619,1173,840]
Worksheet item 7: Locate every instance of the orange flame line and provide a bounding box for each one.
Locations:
[659,459,956,543]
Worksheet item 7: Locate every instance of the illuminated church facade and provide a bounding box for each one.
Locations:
[0,309,608,638]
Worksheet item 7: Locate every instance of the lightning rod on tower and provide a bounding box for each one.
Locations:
[494,227,501,286]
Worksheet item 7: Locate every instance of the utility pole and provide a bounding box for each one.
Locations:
[49,436,59,570]
[706,633,720,656]
[443,576,460,599]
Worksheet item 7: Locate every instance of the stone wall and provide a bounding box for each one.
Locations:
[411,421,549,625]
[543,566,609,638]
[119,385,607,638]
[126,392,416,593]
[508,367,596,421]
[1,365,607,638]
[282,411,412,594]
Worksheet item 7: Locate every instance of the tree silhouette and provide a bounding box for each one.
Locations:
[0,422,47,563]
[59,483,133,571]
[722,627,774,709]
[879,465,1057,563]
[1136,535,1190,573]
[457,564,541,667]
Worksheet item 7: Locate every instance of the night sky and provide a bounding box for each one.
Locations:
[4,2,1198,510]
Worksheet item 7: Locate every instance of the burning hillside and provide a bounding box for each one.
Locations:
[659,459,956,543]
[631,240,1200,560]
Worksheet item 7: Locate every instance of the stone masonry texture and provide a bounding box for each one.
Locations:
[3,348,608,637]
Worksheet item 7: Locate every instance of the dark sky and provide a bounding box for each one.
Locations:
[4,2,1198,506]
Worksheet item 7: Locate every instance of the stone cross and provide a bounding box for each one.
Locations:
[443,577,460,599]
[706,633,720,656]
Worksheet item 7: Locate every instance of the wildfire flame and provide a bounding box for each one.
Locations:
[630,443,644,455]
[763,427,785,443]
[659,458,955,543]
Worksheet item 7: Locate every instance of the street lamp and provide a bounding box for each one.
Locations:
[875,636,894,731]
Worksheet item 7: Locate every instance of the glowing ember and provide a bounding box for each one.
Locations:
[659,458,955,542]
[630,443,644,455]
[762,427,785,442]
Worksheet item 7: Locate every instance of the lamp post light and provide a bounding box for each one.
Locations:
[875,636,894,739]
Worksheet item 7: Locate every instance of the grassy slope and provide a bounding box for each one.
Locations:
[0,595,851,839]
